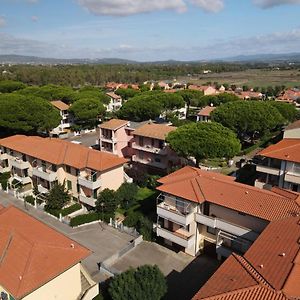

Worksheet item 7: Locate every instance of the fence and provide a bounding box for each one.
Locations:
[99,235,143,278]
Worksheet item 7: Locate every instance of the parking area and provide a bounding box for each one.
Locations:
[65,131,99,148]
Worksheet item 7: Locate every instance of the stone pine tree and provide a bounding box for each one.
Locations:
[108,265,167,300]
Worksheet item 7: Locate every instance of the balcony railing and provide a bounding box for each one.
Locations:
[79,194,97,207]
[32,167,57,182]
[131,143,167,155]
[78,176,101,190]
[156,226,195,249]
[100,136,116,143]
[157,202,194,226]
[13,174,32,185]
[285,171,300,185]
[10,158,30,170]
[132,155,166,169]
[0,166,10,173]
[256,165,280,176]
[38,184,49,194]
[0,152,8,160]
[195,213,259,241]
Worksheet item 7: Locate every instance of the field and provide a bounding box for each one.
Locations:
[179,68,300,88]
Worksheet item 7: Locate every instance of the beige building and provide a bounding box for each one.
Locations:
[156,166,300,258]
[255,138,300,192]
[0,135,128,208]
[50,100,73,134]
[0,205,98,300]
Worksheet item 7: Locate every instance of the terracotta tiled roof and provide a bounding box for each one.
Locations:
[285,120,300,131]
[157,166,300,221]
[193,216,300,300]
[133,123,177,140]
[106,92,121,100]
[197,106,216,117]
[99,119,129,130]
[244,217,300,294]
[0,206,90,299]
[0,135,127,171]
[258,138,300,163]
[50,100,69,111]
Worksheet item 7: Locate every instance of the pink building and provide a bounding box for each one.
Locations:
[131,123,181,173]
[99,119,133,158]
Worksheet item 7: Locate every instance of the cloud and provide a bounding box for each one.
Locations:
[189,0,224,13]
[253,0,300,8]
[31,15,39,22]
[78,0,187,16]
[0,16,6,27]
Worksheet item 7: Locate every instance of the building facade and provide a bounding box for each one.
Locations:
[50,100,73,134]
[0,135,128,208]
[155,166,300,258]
[255,138,300,192]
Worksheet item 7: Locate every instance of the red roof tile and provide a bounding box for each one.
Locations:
[157,166,300,221]
[50,100,70,111]
[197,106,216,117]
[0,135,127,171]
[0,206,90,299]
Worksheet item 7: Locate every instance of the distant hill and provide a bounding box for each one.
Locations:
[219,53,300,63]
[0,55,138,65]
[1,53,300,65]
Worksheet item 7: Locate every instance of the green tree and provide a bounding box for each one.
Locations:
[211,101,285,140]
[108,265,167,300]
[167,122,241,165]
[115,88,140,100]
[117,182,138,209]
[45,182,70,211]
[270,101,297,123]
[69,98,105,128]
[0,80,26,93]
[0,93,60,134]
[95,188,119,216]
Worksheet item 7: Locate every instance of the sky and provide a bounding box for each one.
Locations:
[0,0,300,61]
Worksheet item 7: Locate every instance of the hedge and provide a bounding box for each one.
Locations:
[70,212,101,227]
[24,195,35,205]
[45,208,60,218]
[61,203,82,216]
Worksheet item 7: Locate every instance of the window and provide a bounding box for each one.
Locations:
[93,189,98,199]
[154,157,161,163]
[159,140,164,149]
[67,180,72,190]
[66,165,71,173]
[238,212,246,216]
[41,161,46,172]
[207,226,217,235]
[77,183,80,193]
[52,165,57,172]
[139,136,144,147]
[139,151,144,160]
[151,138,155,147]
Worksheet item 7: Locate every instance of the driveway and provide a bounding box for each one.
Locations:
[0,191,133,281]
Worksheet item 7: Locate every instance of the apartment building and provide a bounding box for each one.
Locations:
[155,166,300,258]
[193,215,300,300]
[99,119,133,157]
[255,138,300,192]
[131,123,181,173]
[50,100,73,133]
[196,106,216,122]
[0,135,127,208]
[0,205,98,300]
[105,92,122,112]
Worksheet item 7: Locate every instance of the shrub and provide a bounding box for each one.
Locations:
[123,212,141,228]
[24,195,35,205]
[0,172,10,190]
[108,265,167,300]
[61,203,82,216]
[45,207,60,218]
[70,212,100,227]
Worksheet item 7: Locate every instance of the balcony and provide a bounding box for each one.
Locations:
[156,226,195,249]
[0,152,8,160]
[13,174,32,185]
[195,213,259,241]
[38,184,49,194]
[132,156,166,169]
[10,158,30,170]
[100,135,116,143]
[285,171,300,185]
[157,202,194,226]
[256,165,280,176]
[0,166,10,173]
[79,194,97,207]
[78,176,101,190]
[132,143,167,155]
[33,167,57,182]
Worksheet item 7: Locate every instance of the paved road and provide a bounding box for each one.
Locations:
[0,191,133,281]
